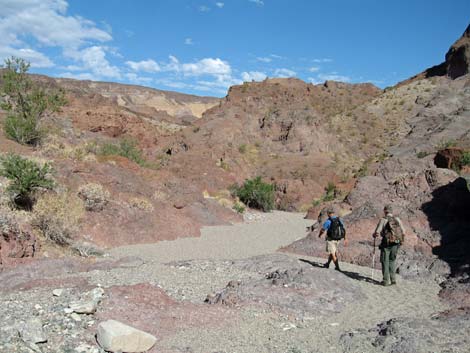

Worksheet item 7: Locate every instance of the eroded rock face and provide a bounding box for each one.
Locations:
[284,75,470,285]
[205,254,365,317]
[0,210,38,265]
[340,307,470,353]
[446,25,470,79]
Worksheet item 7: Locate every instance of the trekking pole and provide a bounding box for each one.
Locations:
[371,236,376,281]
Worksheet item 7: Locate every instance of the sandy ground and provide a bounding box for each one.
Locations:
[99,211,448,353]
[110,211,313,262]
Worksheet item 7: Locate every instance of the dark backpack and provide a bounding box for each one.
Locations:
[327,217,345,240]
[382,216,404,246]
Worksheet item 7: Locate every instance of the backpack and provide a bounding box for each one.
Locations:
[382,216,404,246]
[327,217,345,240]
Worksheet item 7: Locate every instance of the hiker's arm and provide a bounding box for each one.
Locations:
[318,228,325,238]
[373,219,384,238]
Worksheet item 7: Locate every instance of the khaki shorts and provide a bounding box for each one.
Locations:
[326,240,339,255]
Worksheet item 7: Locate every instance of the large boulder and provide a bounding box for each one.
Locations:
[97,320,157,353]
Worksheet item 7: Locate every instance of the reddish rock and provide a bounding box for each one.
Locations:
[0,217,38,265]
[434,147,465,170]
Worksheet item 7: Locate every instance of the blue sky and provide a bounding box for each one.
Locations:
[1,0,469,97]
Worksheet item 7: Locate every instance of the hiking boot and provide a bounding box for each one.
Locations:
[381,281,391,287]
[333,260,340,271]
[324,261,330,268]
[391,280,397,285]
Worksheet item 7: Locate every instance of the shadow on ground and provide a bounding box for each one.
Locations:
[299,258,382,285]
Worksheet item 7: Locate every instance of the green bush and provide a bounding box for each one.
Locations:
[231,177,274,212]
[323,182,337,202]
[0,154,54,209]
[417,151,429,159]
[1,57,66,145]
[99,138,146,166]
[232,202,246,214]
[461,151,470,166]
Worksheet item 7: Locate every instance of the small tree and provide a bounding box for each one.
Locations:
[1,57,66,145]
[0,154,54,209]
[232,176,275,212]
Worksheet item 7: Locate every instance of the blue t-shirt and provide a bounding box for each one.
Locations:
[322,216,344,231]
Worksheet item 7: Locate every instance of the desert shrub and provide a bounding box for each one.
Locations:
[238,144,247,154]
[77,183,110,211]
[0,154,54,210]
[436,139,457,150]
[417,151,430,159]
[323,182,337,202]
[33,192,84,246]
[129,197,154,212]
[232,202,246,214]
[1,57,66,145]
[231,177,274,212]
[460,151,470,167]
[71,241,104,257]
[99,138,146,166]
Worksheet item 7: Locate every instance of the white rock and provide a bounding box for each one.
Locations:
[53,289,64,297]
[90,287,104,302]
[64,308,74,314]
[97,320,156,352]
[70,300,98,314]
[71,313,82,322]
[19,318,47,344]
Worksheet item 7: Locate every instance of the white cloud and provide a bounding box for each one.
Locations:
[215,2,224,8]
[184,38,194,45]
[60,71,95,80]
[64,45,121,79]
[256,56,272,63]
[241,71,267,82]
[126,59,161,73]
[165,56,232,77]
[249,0,264,6]
[125,73,153,85]
[312,58,333,63]
[318,73,351,82]
[199,5,210,12]
[0,46,53,67]
[270,54,283,59]
[308,77,322,85]
[0,0,112,50]
[274,68,296,78]
[309,66,320,72]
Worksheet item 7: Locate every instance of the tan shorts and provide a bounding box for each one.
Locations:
[326,240,339,255]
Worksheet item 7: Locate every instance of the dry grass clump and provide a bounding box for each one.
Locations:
[129,197,154,212]
[78,183,110,211]
[41,135,98,161]
[33,192,85,246]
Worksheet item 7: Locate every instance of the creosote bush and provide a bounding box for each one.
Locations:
[230,177,275,212]
[77,183,110,211]
[99,138,146,166]
[33,192,84,246]
[1,57,66,145]
[0,153,54,210]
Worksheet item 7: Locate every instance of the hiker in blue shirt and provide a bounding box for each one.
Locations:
[318,207,347,271]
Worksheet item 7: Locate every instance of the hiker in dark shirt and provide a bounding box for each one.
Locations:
[318,207,347,271]
[373,205,405,286]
